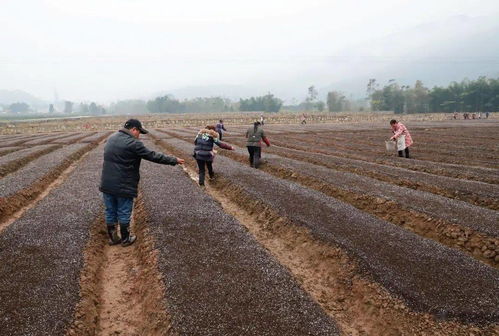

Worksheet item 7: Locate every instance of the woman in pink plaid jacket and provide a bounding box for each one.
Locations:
[390,119,413,158]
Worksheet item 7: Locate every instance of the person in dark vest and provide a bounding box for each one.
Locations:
[194,125,234,186]
[245,121,270,168]
[100,119,185,246]
[215,119,227,140]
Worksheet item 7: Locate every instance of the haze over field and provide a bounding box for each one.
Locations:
[1,0,499,103]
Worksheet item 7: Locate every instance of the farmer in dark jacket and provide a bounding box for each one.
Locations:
[100,119,184,246]
[194,125,233,186]
[245,121,270,168]
[215,119,227,140]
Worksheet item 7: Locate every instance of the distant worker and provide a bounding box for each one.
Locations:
[259,113,265,126]
[100,119,185,246]
[390,119,413,158]
[215,119,227,140]
[246,121,270,168]
[194,125,234,186]
[486,111,490,119]
[453,112,458,120]
[301,113,307,125]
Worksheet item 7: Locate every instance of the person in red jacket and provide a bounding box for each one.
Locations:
[390,119,413,158]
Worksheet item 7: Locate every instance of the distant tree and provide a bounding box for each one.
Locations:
[304,85,318,110]
[64,101,73,114]
[9,102,30,113]
[368,77,499,113]
[239,93,282,112]
[79,103,90,114]
[89,102,105,115]
[316,101,325,112]
[49,104,55,113]
[327,91,346,112]
[110,100,148,114]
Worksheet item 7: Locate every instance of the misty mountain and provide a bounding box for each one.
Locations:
[0,89,47,107]
[319,15,499,99]
[157,15,499,103]
[152,85,266,102]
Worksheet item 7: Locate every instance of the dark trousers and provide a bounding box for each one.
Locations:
[398,147,410,158]
[196,159,213,185]
[247,146,262,168]
[218,132,223,141]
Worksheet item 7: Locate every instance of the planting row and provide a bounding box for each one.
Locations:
[0,145,105,336]
[0,131,105,148]
[160,128,499,264]
[0,143,98,224]
[228,137,499,210]
[264,137,499,184]
[272,133,498,168]
[241,143,499,264]
[167,134,499,265]
[154,136,499,323]
[137,142,340,335]
[0,144,59,178]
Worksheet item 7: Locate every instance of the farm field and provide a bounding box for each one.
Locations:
[0,118,497,335]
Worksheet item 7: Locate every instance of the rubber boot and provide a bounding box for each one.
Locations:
[107,225,121,245]
[120,224,136,247]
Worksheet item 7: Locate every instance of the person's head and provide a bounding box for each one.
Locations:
[124,119,148,139]
[253,121,261,132]
[390,119,398,128]
[219,119,223,123]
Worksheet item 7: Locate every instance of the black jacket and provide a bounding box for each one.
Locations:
[100,129,178,198]
[194,129,232,162]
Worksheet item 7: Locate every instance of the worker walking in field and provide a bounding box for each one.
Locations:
[300,113,307,125]
[390,119,413,158]
[100,119,185,246]
[246,121,270,168]
[215,119,227,140]
[194,125,234,186]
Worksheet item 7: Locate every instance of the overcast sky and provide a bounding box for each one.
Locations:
[1,0,499,103]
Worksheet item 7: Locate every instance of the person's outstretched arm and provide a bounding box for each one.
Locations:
[134,140,182,165]
[214,140,234,150]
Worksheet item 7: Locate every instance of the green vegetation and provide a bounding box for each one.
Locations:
[368,76,499,113]
[239,93,282,112]
[146,96,233,113]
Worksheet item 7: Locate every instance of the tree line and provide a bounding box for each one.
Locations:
[367,76,499,114]
[2,76,497,115]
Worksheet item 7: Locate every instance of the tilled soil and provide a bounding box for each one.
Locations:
[0,146,22,157]
[51,132,93,144]
[79,131,112,143]
[157,137,499,323]
[0,143,94,224]
[0,144,59,177]
[268,138,499,184]
[0,134,53,148]
[229,137,499,209]
[240,147,499,237]
[21,132,77,146]
[139,152,340,335]
[0,145,104,336]
[210,143,499,267]
[165,131,499,265]
[301,131,499,167]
